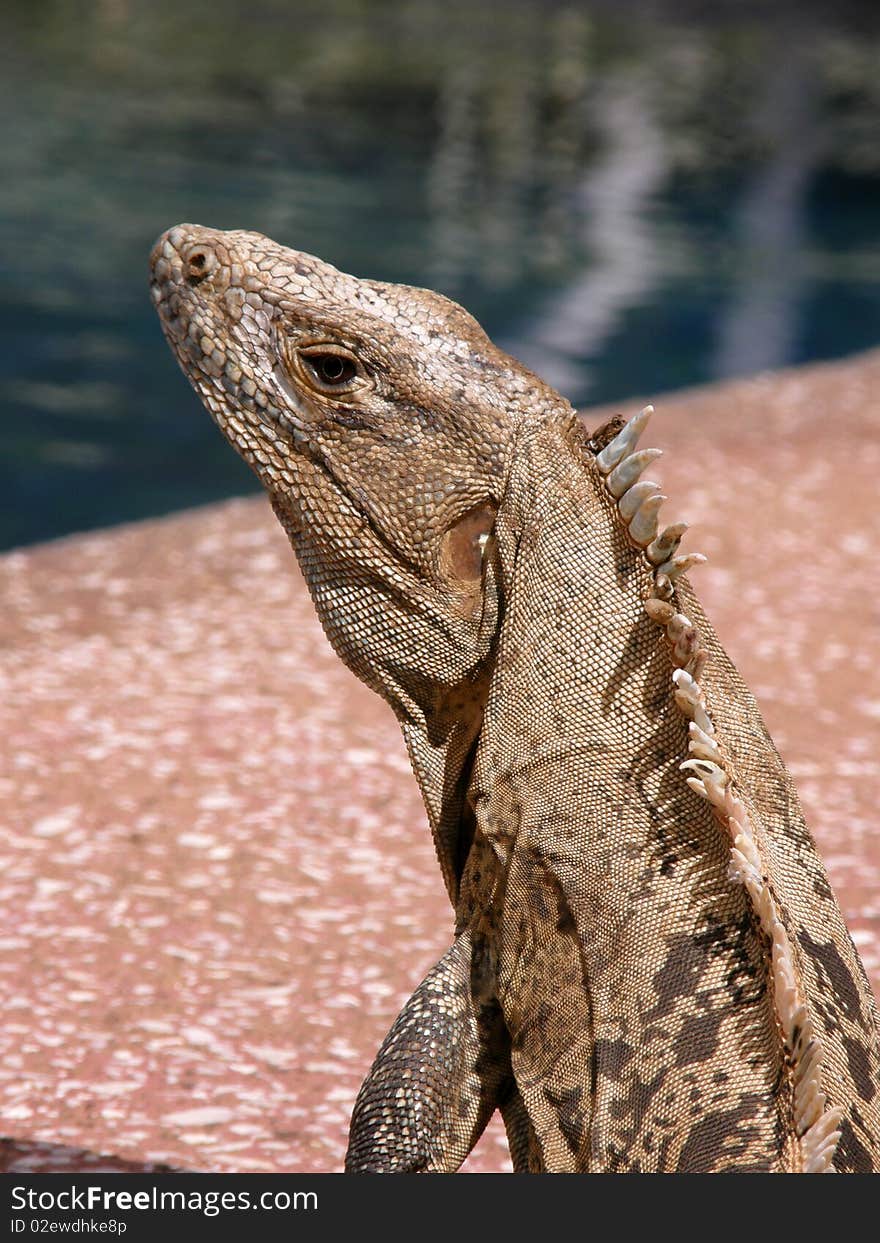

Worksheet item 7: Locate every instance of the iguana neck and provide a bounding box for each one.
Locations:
[271,484,501,902]
[466,409,880,1171]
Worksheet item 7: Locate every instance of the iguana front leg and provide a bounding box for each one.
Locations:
[345,930,515,1172]
[499,1083,543,1172]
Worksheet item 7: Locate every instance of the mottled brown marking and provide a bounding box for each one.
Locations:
[675,1097,769,1172]
[798,929,862,1019]
[842,1034,876,1103]
[675,1010,725,1067]
[835,1111,874,1173]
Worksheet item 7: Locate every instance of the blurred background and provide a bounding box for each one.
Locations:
[2,0,879,551]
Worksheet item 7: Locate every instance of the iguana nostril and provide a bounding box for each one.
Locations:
[184,246,215,285]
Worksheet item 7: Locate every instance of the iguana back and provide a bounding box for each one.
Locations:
[150,224,880,1171]
[465,410,879,1170]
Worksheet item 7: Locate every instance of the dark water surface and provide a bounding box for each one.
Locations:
[2,1,879,550]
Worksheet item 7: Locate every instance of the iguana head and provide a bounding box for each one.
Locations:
[149,223,571,893]
[150,224,565,584]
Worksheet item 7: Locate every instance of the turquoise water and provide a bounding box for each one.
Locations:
[2,1,879,549]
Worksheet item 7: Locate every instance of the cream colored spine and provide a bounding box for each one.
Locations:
[595,405,844,1173]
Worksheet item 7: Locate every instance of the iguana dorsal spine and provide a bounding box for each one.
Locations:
[598,404,843,1173]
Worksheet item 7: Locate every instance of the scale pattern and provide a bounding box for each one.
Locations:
[150,224,880,1171]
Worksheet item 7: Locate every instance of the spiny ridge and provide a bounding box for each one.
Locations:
[596,402,843,1174]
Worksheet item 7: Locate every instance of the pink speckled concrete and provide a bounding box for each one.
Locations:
[2,350,879,1173]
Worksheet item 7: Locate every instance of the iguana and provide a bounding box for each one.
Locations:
[150,223,880,1172]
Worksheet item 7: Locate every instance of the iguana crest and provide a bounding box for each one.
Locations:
[595,405,843,1173]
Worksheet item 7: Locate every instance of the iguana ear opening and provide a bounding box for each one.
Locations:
[439,501,498,593]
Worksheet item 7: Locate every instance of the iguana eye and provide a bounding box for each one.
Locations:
[298,346,359,391]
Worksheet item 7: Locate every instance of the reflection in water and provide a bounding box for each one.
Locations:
[503,69,668,395]
[0,1,879,549]
[714,39,821,378]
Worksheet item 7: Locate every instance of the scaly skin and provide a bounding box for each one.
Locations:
[150,224,880,1171]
